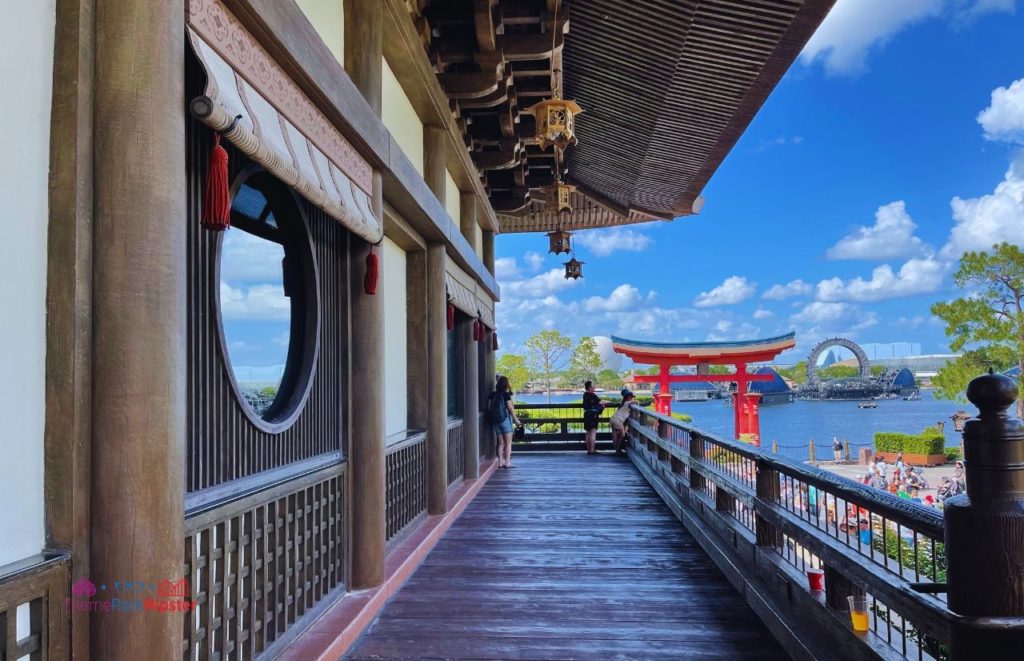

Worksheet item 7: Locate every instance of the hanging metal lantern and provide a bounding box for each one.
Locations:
[547,229,572,255]
[526,98,583,151]
[564,256,584,280]
[544,181,576,214]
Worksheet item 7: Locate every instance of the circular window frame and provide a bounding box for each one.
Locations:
[214,166,321,434]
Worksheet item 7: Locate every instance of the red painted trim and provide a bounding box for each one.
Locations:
[278,460,500,660]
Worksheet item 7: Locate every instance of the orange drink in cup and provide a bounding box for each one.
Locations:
[848,596,869,632]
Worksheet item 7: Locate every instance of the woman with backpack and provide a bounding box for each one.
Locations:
[582,380,611,455]
[489,375,521,468]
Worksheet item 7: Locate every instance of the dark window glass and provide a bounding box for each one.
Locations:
[447,325,460,417]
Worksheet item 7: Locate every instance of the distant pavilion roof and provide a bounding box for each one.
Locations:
[497,0,835,233]
[611,333,797,364]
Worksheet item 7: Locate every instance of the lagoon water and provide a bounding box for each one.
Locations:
[515,390,965,463]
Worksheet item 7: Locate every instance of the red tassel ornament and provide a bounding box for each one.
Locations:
[363,246,379,295]
[491,331,499,351]
[446,303,455,331]
[202,133,231,231]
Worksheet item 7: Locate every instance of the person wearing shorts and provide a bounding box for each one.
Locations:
[490,375,521,468]
[609,389,636,455]
[582,380,610,455]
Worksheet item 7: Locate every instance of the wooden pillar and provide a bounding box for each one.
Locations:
[349,172,386,589]
[426,243,448,514]
[482,230,495,274]
[481,328,496,459]
[755,465,783,550]
[462,315,480,480]
[460,193,479,253]
[424,125,447,203]
[91,0,184,657]
[946,371,1024,658]
[344,0,382,115]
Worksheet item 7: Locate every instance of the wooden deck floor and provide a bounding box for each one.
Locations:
[346,454,787,660]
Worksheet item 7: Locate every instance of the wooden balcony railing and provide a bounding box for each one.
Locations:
[511,403,613,451]
[625,404,1024,660]
[386,432,427,543]
[446,419,465,487]
[0,554,69,660]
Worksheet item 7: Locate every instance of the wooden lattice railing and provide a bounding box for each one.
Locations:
[625,406,1024,660]
[0,554,69,660]
[446,419,465,487]
[512,402,614,451]
[386,432,427,543]
[182,463,346,659]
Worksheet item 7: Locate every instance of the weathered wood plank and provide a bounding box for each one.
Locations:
[345,454,785,659]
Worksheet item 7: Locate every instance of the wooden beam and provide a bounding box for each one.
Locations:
[344,0,383,115]
[460,192,480,255]
[423,124,447,204]
[426,244,448,515]
[45,0,94,657]
[91,0,185,656]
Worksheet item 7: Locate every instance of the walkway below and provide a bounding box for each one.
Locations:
[346,454,786,660]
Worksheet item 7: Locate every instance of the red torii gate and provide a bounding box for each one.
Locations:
[612,333,796,444]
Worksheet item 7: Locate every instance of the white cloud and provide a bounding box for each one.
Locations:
[705,321,760,343]
[583,284,643,313]
[815,257,947,302]
[495,257,520,280]
[574,227,653,257]
[220,282,291,320]
[955,0,1016,23]
[800,0,943,75]
[763,279,813,300]
[756,135,804,151]
[694,276,756,308]
[523,251,545,271]
[825,201,930,260]
[978,77,1024,145]
[789,302,879,339]
[501,268,582,298]
[753,308,774,320]
[220,230,285,282]
[942,158,1024,257]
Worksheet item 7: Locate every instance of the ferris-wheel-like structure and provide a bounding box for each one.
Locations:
[805,338,871,387]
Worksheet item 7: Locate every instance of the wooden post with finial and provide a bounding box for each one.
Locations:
[945,369,1024,658]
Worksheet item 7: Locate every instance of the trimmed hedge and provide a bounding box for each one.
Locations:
[873,427,945,455]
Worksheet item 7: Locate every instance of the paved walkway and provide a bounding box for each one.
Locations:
[346,454,785,660]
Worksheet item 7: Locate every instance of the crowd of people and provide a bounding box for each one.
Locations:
[852,451,966,508]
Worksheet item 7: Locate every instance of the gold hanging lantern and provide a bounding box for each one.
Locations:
[564,256,584,280]
[527,97,583,151]
[544,181,576,214]
[547,229,572,255]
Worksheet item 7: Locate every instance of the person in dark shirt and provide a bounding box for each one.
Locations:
[582,380,610,455]
[489,375,521,468]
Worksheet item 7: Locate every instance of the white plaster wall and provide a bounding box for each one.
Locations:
[382,58,424,176]
[444,171,460,225]
[295,0,344,65]
[0,0,56,566]
[381,238,408,437]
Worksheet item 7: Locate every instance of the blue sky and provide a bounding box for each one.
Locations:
[494,0,1024,364]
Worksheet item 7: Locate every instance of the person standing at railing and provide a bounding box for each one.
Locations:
[488,375,522,469]
[609,389,636,455]
[582,380,612,455]
[832,436,842,463]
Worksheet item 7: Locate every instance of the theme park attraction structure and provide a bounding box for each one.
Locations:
[611,333,797,444]
[796,337,919,400]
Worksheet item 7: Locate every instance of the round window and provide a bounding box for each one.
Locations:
[217,170,319,432]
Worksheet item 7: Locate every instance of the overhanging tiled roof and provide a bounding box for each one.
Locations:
[498,0,835,233]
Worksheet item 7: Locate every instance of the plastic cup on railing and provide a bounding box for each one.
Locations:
[806,568,824,591]
[847,596,870,632]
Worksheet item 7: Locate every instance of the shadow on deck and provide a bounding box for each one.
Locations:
[345,453,785,660]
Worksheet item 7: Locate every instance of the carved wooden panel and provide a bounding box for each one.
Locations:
[386,434,428,542]
[182,465,346,659]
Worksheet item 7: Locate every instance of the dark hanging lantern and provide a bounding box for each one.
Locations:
[492,330,499,351]
[547,229,572,255]
[951,410,970,433]
[446,302,455,331]
[544,181,575,214]
[564,256,584,280]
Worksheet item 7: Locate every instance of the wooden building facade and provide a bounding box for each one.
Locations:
[0,1,834,659]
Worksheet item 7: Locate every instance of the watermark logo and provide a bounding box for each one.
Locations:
[65,577,196,613]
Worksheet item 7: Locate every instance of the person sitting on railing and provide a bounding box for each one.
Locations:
[488,375,522,469]
[582,380,612,455]
[609,388,636,455]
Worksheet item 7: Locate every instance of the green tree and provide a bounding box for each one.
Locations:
[932,346,1015,403]
[870,365,887,376]
[709,365,733,375]
[524,329,573,403]
[819,365,860,380]
[565,336,603,388]
[931,243,1024,415]
[496,353,531,392]
[776,360,807,385]
[596,368,623,389]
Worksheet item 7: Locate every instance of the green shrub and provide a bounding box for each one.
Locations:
[944,446,962,461]
[873,428,946,455]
